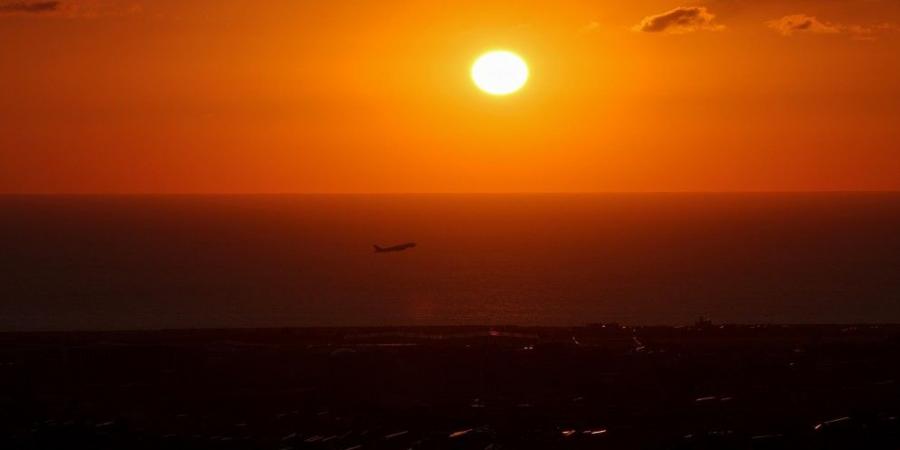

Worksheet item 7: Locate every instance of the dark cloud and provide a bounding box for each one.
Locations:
[0,1,60,13]
[634,6,725,33]
[0,1,142,18]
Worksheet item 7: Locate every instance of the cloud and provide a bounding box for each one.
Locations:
[634,6,725,34]
[768,14,898,40]
[0,1,60,14]
[0,0,140,17]
[766,14,839,36]
[581,21,601,33]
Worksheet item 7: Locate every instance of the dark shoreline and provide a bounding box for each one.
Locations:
[2,323,899,448]
[3,322,900,341]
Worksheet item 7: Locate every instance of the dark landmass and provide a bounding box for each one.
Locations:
[2,324,900,449]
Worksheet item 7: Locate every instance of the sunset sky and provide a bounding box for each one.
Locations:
[2,0,899,193]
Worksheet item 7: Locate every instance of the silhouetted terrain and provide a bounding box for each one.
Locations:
[2,324,899,449]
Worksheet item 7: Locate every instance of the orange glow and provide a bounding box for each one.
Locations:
[1,0,900,193]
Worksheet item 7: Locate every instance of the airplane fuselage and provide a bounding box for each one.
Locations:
[374,242,416,253]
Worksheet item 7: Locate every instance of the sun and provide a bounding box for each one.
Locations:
[471,50,529,96]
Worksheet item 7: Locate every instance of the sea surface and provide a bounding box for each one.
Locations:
[1,193,899,331]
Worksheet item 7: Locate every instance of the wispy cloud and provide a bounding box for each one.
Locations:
[0,0,140,17]
[768,14,898,40]
[634,6,725,34]
[0,1,60,14]
[766,14,839,36]
[581,21,601,33]
[844,23,899,41]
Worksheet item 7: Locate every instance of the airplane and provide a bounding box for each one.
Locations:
[374,242,416,253]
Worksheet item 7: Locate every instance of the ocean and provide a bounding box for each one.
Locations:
[1,193,899,331]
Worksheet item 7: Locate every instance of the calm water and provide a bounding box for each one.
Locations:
[1,194,899,331]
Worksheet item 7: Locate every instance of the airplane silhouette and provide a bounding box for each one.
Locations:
[374,242,416,253]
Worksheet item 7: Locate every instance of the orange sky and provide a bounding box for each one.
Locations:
[1,0,899,193]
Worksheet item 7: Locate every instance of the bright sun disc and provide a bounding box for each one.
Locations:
[471,50,529,96]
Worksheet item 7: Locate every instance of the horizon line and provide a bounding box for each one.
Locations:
[4,322,900,334]
[3,190,900,196]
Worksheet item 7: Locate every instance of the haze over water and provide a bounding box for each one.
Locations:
[2,193,899,331]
